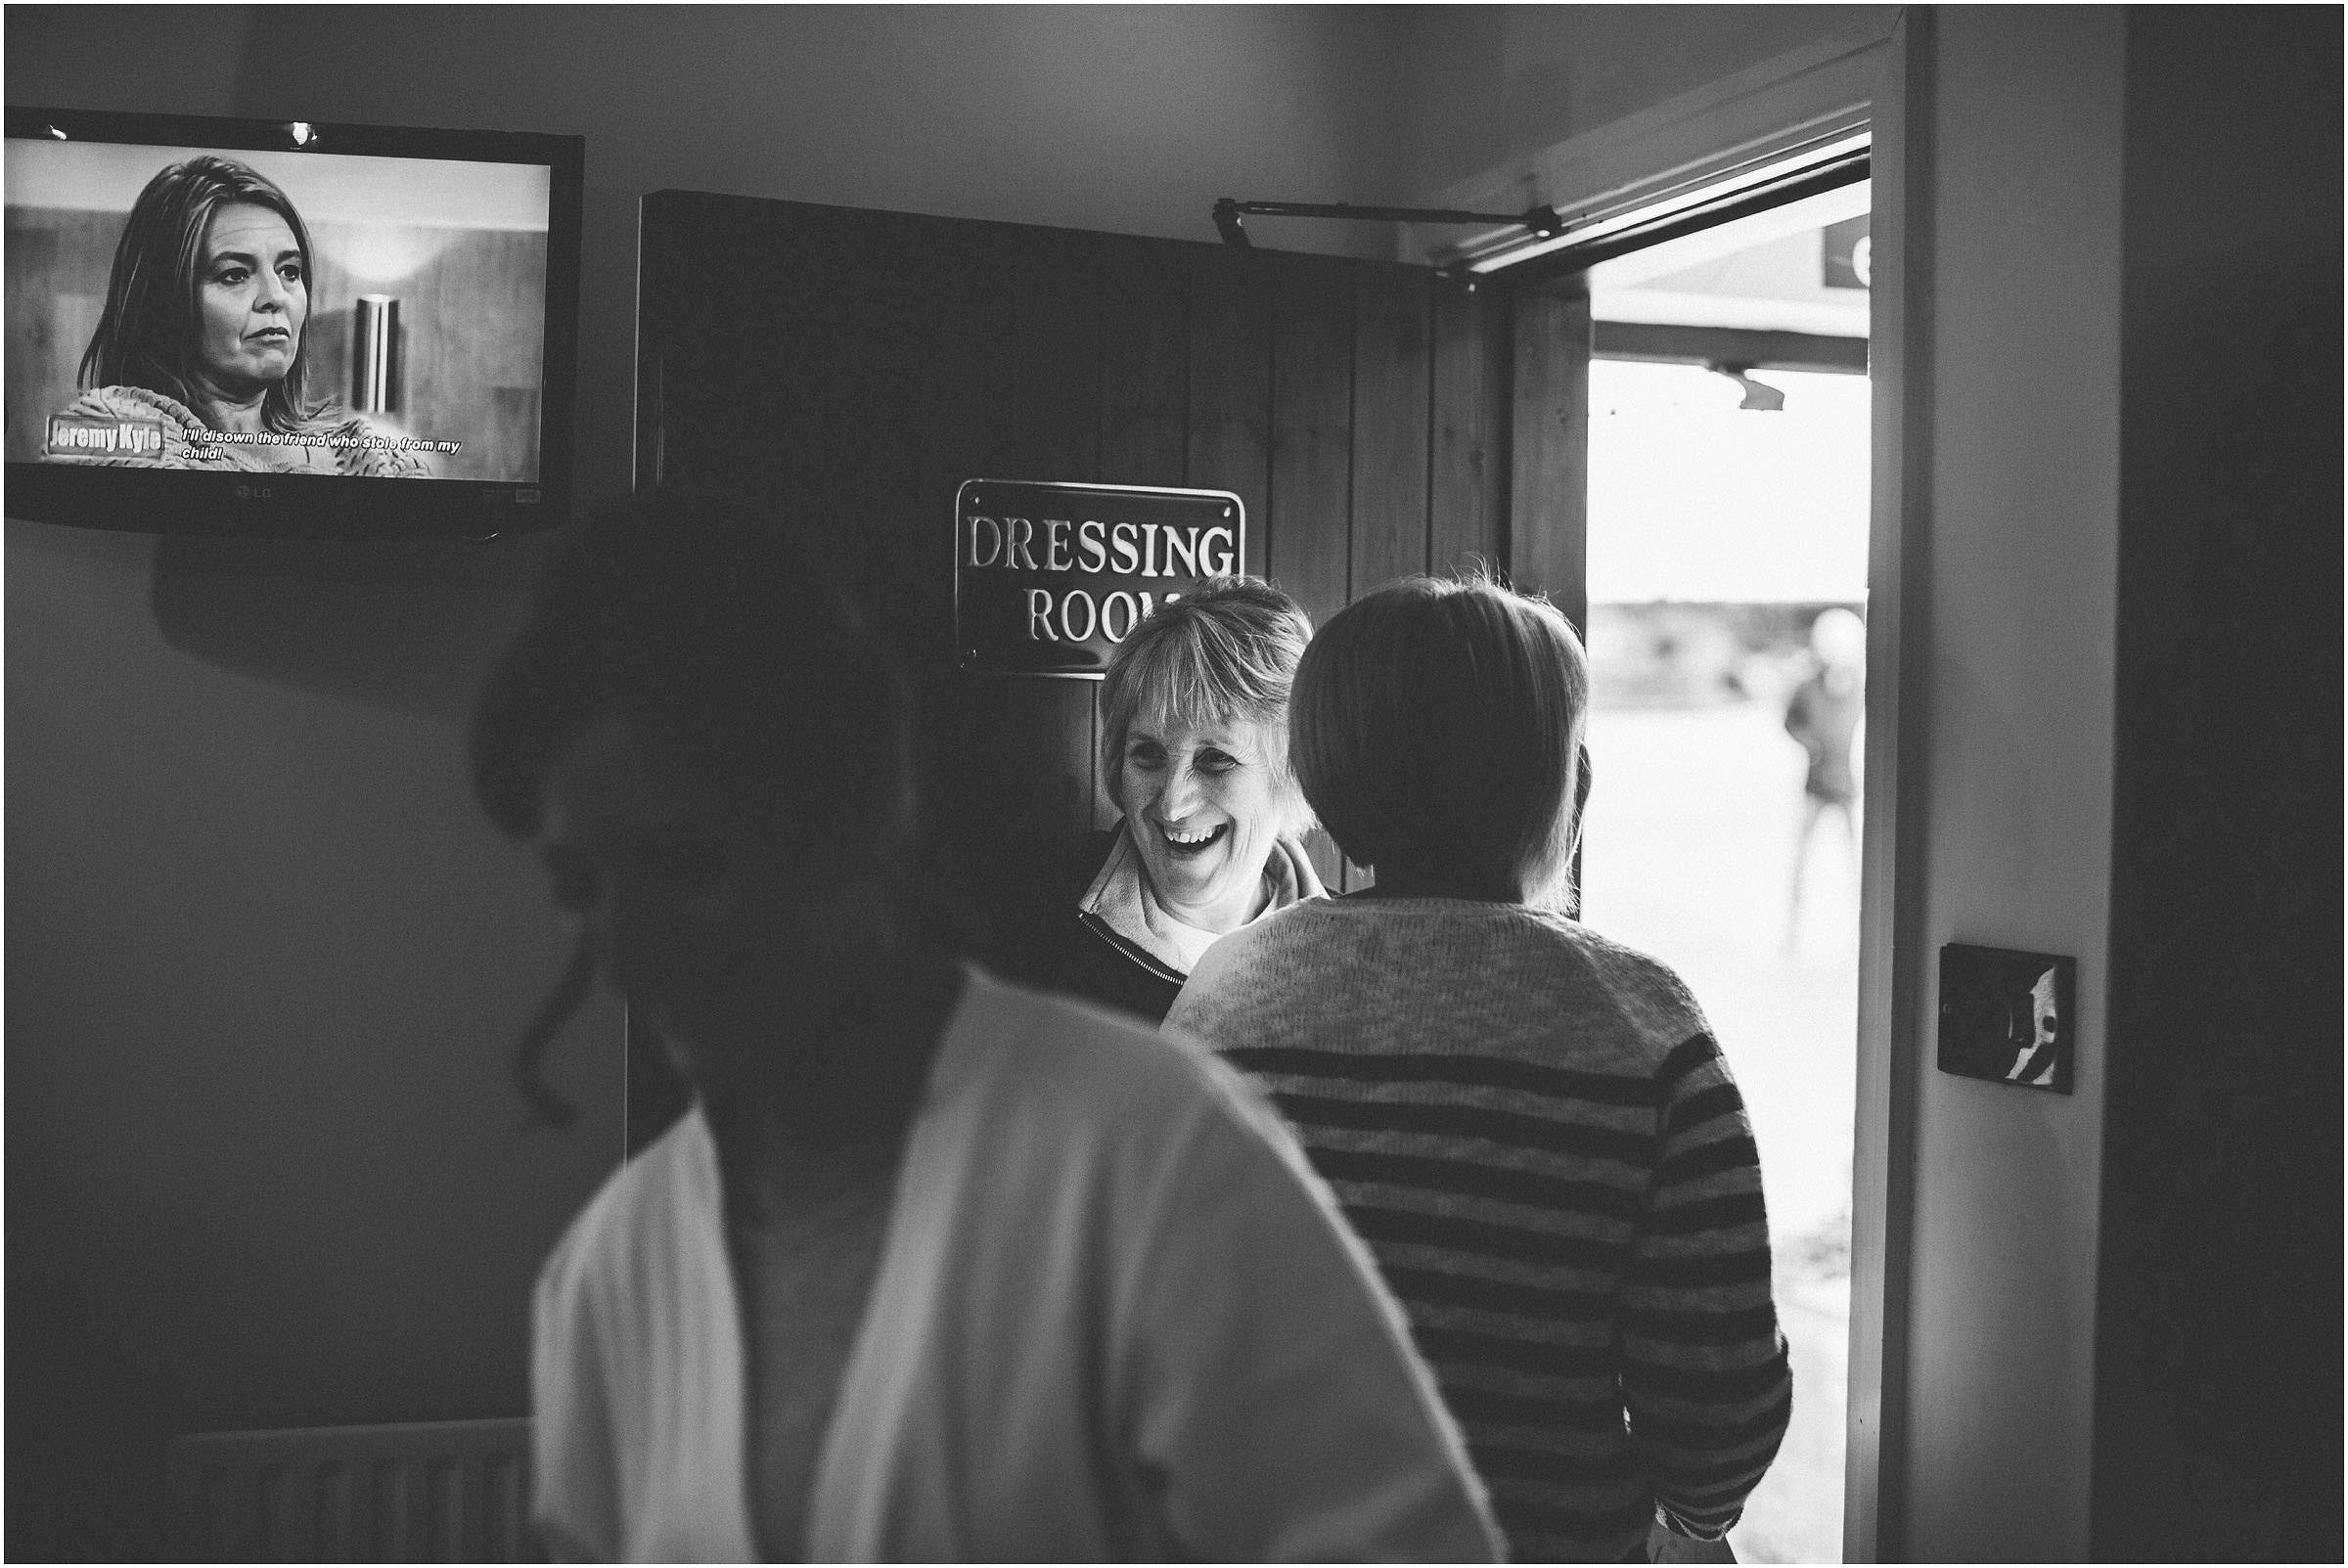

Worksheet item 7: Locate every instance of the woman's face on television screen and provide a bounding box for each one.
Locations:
[196,202,307,392]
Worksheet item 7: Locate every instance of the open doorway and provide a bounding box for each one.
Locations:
[1579,181,1872,1564]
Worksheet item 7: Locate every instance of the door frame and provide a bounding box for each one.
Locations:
[1457,21,1919,1561]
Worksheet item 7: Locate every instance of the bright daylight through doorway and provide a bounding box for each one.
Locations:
[1579,180,1872,1564]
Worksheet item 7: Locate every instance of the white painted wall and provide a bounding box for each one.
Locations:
[1895,10,2122,1558]
[1387,3,1896,201]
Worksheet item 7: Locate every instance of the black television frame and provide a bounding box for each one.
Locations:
[4,106,584,538]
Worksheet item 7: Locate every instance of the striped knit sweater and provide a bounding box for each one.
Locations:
[1168,897,1791,1563]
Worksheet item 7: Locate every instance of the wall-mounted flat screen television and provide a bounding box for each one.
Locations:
[5,108,582,537]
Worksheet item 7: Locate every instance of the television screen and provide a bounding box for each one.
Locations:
[5,108,581,536]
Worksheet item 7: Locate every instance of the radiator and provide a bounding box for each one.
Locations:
[164,1417,536,1562]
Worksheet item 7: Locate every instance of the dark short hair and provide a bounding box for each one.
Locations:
[470,487,914,885]
[81,155,325,429]
[1291,574,1589,898]
[1097,576,1313,818]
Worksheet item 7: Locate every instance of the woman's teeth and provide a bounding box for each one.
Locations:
[1160,823,1227,856]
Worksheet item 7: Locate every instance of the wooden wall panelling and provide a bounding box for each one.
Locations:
[1298,828,1350,894]
[1265,254,1355,631]
[1005,231,1108,830]
[378,228,550,483]
[1506,284,1589,917]
[1184,247,1275,578]
[488,387,543,488]
[640,199,900,613]
[633,192,710,492]
[1507,286,1592,634]
[1336,262,1438,892]
[1087,232,1183,833]
[940,230,1093,841]
[1348,263,1436,600]
[5,218,67,463]
[1009,233,1103,485]
[1089,682,1119,832]
[7,212,128,462]
[1429,277,1513,580]
[1096,235,1190,488]
[946,672,1100,838]
[903,225,1020,641]
[1266,254,1357,891]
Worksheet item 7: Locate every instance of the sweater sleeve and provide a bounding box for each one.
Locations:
[1112,1055,1505,1563]
[326,415,434,476]
[1619,1033,1793,1541]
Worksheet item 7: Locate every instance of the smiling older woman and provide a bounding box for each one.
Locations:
[52,155,427,476]
[956,578,1326,1023]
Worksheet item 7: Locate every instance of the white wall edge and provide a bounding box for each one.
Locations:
[1845,13,1922,1561]
[1397,20,1896,266]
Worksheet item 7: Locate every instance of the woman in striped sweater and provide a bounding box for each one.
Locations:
[1168,574,1791,1563]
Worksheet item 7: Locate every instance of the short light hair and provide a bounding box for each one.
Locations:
[1098,576,1313,821]
[1291,574,1589,900]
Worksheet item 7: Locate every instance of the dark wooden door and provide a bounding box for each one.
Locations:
[630,192,1587,1141]
[633,191,1588,874]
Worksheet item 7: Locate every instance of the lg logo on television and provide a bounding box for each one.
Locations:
[233,484,274,501]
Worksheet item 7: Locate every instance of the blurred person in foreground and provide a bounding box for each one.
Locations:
[954,578,1324,1022]
[470,490,1502,1562]
[1169,573,1792,1564]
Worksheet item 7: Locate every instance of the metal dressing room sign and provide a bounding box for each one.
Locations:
[954,479,1244,676]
